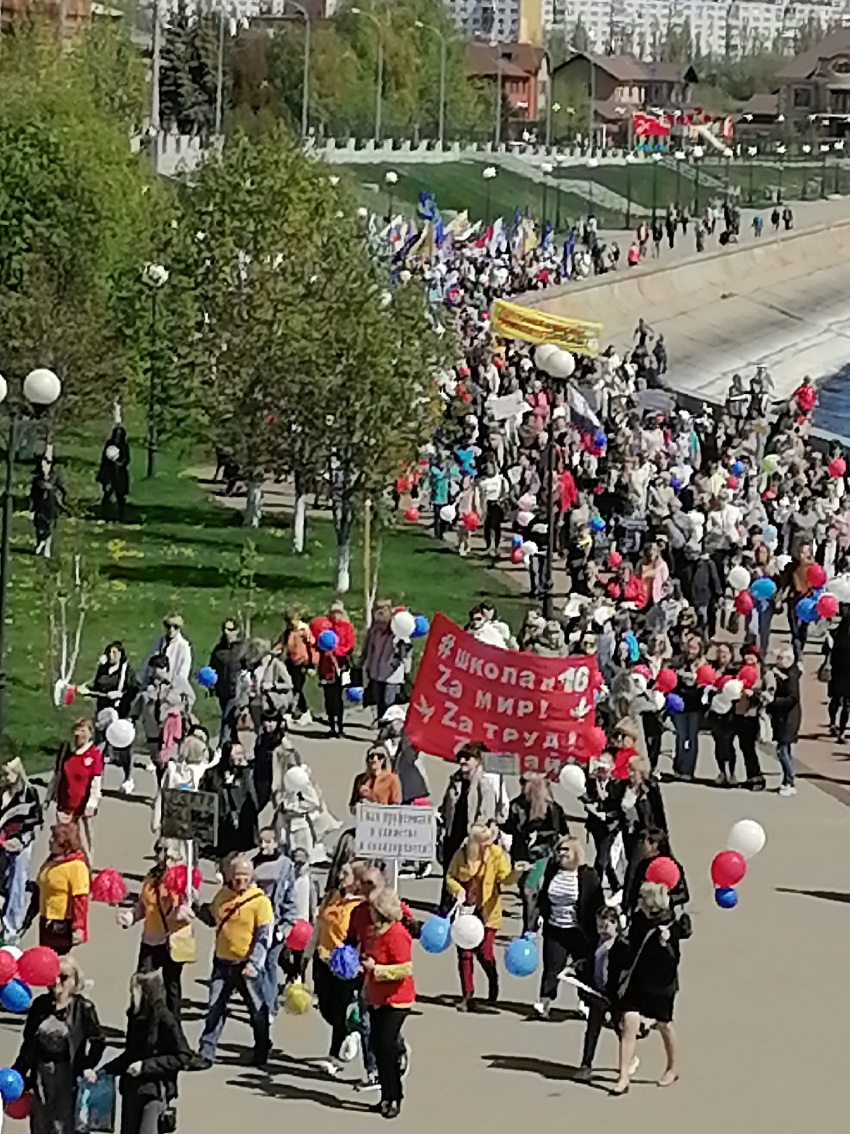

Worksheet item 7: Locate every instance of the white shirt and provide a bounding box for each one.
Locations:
[547,869,580,929]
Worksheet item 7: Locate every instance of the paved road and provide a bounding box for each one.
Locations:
[0,679,847,1133]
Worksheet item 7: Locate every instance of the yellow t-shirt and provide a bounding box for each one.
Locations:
[211,884,273,961]
[38,857,90,921]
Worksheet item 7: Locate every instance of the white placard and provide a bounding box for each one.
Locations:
[355,804,437,862]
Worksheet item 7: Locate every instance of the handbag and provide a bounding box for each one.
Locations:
[155,890,197,965]
[817,657,832,684]
[617,926,658,1001]
[74,1073,116,1133]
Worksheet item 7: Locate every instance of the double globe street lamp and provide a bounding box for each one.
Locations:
[533,343,575,620]
[0,367,62,734]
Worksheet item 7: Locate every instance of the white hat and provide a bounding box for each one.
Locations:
[380,704,408,725]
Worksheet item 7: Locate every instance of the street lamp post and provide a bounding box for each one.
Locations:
[820,142,830,198]
[351,7,384,143]
[674,149,686,207]
[0,368,62,736]
[553,155,563,232]
[533,344,575,620]
[414,20,447,148]
[142,261,169,479]
[776,143,786,203]
[692,144,704,216]
[723,147,732,204]
[651,152,662,224]
[746,145,757,205]
[834,138,845,193]
[482,165,497,223]
[586,156,598,219]
[384,169,398,219]
[495,55,503,148]
[287,0,311,142]
[624,152,635,229]
[540,160,553,225]
[801,143,811,200]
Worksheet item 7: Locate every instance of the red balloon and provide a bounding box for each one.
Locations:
[5,1094,32,1120]
[0,951,18,985]
[585,726,607,758]
[696,664,718,688]
[461,511,480,531]
[607,551,622,568]
[403,506,419,522]
[737,664,758,689]
[309,616,331,640]
[633,664,651,680]
[17,946,60,988]
[645,856,681,890]
[710,850,747,888]
[807,564,827,589]
[655,668,677,694]
[726,475,738,489]
[286,919,313,952]
[91,868,127,905]
[828,457,846,478]
[510,547,523,564]
[817,592,839,619]
[734,590,754,615]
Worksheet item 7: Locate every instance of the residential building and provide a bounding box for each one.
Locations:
[446,0,543,42]
[775,24,850,131]
[468,40,548,120]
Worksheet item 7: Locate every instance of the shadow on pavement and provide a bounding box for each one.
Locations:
[228,1069,374,1112]
[776,885,850,904]
[482,1052,608,1089]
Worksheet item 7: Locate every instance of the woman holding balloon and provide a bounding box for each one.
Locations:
[733,645,767,790]
[14,954,105,1134]
[315,601,355,738]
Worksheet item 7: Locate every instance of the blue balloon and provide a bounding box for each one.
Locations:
[0,1067,23,1104]
[625,631,639,662]
[411,614,430,639]
[671,476,682,492]
[317,629,339,652]
[329,943,361,981]
[504,935,539,977]
[665,693,685,714]
[511,534,523,547]
[419,916,452,954]
[197,666,217,688]
[593,430,607,449]
[0,979,31,1014]
[762,524,778,545]
[731,460,744,476]
[590,516,605,532]
[715,886,738,909]
[750,577,776,601]
[796,596,819,623]
[345,685,364,703]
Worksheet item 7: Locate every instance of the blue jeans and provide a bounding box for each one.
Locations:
[673,711,702,778]
[261,942,284,1016]
[776,742,795,786]
[199,957,269,1062]
[2,845,32,937]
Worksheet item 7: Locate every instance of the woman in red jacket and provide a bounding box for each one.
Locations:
[361,887,414,1120]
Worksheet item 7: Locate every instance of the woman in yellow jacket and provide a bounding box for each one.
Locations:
[446,824,525,1012]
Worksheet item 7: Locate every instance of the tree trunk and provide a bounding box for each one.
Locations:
[245,471,264,528]
[335,500,353,594]
[292,473,308,554]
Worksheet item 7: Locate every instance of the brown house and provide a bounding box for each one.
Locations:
[468,41,548,123]
[776,26,850,133]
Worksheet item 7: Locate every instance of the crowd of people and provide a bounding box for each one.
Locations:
[0,186,846,1128]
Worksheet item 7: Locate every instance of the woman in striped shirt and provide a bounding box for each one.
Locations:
[534,835,602,1019]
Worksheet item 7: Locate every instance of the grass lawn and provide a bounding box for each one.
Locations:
[338,160,622,231]
[5,424,526,769]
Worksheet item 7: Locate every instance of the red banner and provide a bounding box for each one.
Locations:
[632,111,670,138]
[404,613,599,776]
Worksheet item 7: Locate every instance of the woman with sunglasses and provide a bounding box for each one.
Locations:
[14,955,105,1134]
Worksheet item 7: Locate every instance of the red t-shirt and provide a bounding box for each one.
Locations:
[57,744,103,816]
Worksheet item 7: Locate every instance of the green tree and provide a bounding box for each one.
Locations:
[571,15,590,53]
[160,0,220,135]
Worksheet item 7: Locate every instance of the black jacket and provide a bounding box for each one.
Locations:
[607,778,668,840]
[208,638,245,705]
[623,852,689,916]
[613,909,691,1001]
[501,796,568,863]
[15,993,105,1090]
[769,665,801,744]
[537,861,603,942]
[104,1007,191,1101]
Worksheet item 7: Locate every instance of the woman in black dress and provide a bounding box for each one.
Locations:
[199,741,260,858]
[612,881,691,1094]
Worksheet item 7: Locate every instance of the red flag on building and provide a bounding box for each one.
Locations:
[632,111,670,137]
[403,612,599,776]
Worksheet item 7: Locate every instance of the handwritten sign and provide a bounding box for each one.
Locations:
[404,611,598,775]
[160,789,219,845]
[355,804,437,862]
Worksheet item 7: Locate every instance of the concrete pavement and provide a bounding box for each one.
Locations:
[0,691,847,1133]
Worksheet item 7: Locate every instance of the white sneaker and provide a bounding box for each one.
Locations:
[120,778,135,795]
[357,1071,380,1092]
[727,772,737,786]
[779,784,797,797]
[317,1058,342,1078]
[577,1000,590,1018]
[629,1055,640,1076]
[533,1000,551,1019]
[299,710,313,726]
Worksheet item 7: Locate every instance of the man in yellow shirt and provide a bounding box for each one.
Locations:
[197,856,273,1069]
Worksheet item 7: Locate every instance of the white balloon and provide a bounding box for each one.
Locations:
[105,445,120,461]
[451,913,485,951]
[632,673,647,695]
[653,690,666,711]
[728,565,751,592]
[544,348,576,380]
[284,765,311,793]
[533,343,559,370]
[516,510,534,528]
[559,764,586,795]
[391,611,416,641]
[106,718,136,750]
[517,493,537,513]
[23,367,61,406]
[710,694,732,716]
[830,575,850,603]
[439,504,456,523]
[723,679,744,701]
[775,554,792,573]
[0,946,22,961]
[727,819,766,859]
[0,375,7,405]
[521,540,539,559]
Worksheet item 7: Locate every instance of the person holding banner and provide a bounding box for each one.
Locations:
[445,825,524,1012]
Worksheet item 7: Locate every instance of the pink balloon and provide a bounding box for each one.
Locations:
[807,563,827,589]
[817,592,839,619]
[710,850,746,888]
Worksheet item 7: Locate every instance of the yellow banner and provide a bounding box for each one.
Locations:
[490,298,603,357]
